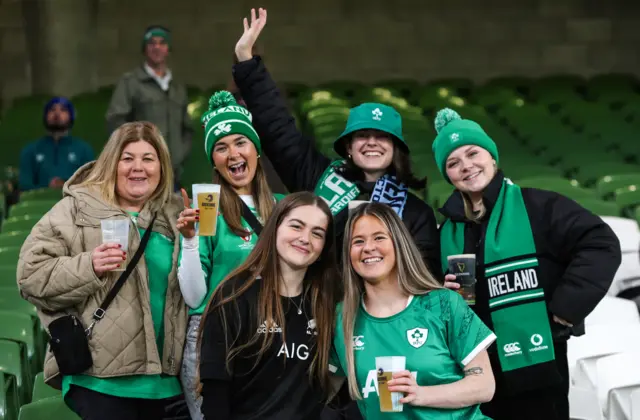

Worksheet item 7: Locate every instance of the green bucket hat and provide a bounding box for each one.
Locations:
[431,108,499,183]
[334,103,407,158]
[201,91,261,165]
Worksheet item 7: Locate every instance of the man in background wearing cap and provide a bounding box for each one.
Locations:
[106,25,192,190]
[19,97,94,191]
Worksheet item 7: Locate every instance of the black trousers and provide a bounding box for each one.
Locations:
[481,341,570,420]
[65,385,189,420]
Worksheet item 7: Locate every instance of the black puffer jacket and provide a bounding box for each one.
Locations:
[439,171,621,396]
[233,57,441,276]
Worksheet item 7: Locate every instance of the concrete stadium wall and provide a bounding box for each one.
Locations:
[1,0,640,106]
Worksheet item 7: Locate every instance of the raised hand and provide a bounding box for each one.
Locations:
[92,243,126,277]
[177,188,198,239]
[235,7,267,62]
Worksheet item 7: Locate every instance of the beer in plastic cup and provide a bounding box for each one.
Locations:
[447,254,477,305]
[192,184,221,236]
[375,356,406,412]
[348,200,368,215]
[101,219,129,272]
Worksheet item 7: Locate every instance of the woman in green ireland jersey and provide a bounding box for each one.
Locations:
[330,203,496,420]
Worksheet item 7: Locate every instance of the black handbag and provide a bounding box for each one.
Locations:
[48,213,157,375]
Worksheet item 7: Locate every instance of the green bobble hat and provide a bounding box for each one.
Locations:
[201,91,261,165]
[432,108,499,183]
[334,103,408,158]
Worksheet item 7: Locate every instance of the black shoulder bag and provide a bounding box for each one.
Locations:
[240,200,263,236]
[48,213,157,375]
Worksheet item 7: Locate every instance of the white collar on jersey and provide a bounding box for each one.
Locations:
[361,294,414,312]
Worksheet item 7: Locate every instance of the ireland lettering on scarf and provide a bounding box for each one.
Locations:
[440,178,560,392]
[314,161,408,217]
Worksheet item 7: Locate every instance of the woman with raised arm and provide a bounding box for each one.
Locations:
[231,8,441,277]
[432,108,621,420]
[175,91,284,419]
[329,203,496,420]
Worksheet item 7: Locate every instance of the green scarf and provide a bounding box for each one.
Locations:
[314,161,409,217]
[440,178,558,390]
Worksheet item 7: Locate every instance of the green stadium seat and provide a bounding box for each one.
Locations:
[595,173,640,200]
[614,186,640,218]
[316,81,365,99]
[19,189,62,202]
[0,339,27,406]
[18,396,80,420]
[31,372,60,402]
[0,310,39,392]
[9,201,57,218]
[0,370,19,420]
[573,198,620,217]
[574,162,640,186]
[2,216,39,234]
[0,265,17,287]
[517,176,595,200]
[0,231,29,249]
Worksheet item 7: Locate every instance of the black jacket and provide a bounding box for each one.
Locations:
[440,171,621,394]
[233,57,441,276]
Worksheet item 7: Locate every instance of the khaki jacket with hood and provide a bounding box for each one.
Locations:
[17,162,188,388]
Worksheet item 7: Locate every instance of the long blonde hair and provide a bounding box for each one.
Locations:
[341,203,442,399]
[78,121,174,208]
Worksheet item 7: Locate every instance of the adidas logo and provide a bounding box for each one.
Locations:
[257,320,282,334]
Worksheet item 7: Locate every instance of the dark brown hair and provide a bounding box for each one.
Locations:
[197,191,339,394]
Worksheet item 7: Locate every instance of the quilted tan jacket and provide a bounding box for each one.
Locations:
[17,162,188,388]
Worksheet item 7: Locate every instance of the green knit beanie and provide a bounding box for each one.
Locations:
[201,91,261,165]
[143,26,171,48]
[432,108,499,183]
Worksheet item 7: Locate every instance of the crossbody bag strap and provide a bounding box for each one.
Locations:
[240,199,263,236]
[86,212,157,336]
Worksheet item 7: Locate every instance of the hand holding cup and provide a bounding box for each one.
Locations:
[177,188,199,239]
[92,243,126,277]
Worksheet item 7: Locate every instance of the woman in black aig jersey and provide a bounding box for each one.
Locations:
[197,191,341,419]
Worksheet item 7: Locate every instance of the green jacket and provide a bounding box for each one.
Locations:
[106,66,193,178]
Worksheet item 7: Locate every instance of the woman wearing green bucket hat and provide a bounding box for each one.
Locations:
[431,108,621,420]
[232,8,441,278]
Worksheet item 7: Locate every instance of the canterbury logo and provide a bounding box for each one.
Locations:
[457,262,465,272]
[503,342,521,353]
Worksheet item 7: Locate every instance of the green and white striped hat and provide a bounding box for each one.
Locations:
[200,91,261,164]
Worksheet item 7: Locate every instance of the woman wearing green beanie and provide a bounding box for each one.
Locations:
[175,91,284,419]
[432,108,621,420]
[231,8,441,280]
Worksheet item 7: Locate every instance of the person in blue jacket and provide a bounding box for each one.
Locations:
[19,96,95,191]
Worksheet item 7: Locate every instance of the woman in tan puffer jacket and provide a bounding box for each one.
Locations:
[17,121,188,420]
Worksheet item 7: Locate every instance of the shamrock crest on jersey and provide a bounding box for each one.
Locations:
[407,328,428,348]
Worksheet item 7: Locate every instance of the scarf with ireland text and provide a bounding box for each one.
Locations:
[440,178,560,392]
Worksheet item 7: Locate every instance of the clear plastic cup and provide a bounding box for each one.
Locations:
[101,219,129,271]
[375,356,406,412]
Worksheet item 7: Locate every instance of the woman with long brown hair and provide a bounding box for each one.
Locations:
[175,90,284,419]
[196,191,340,419]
